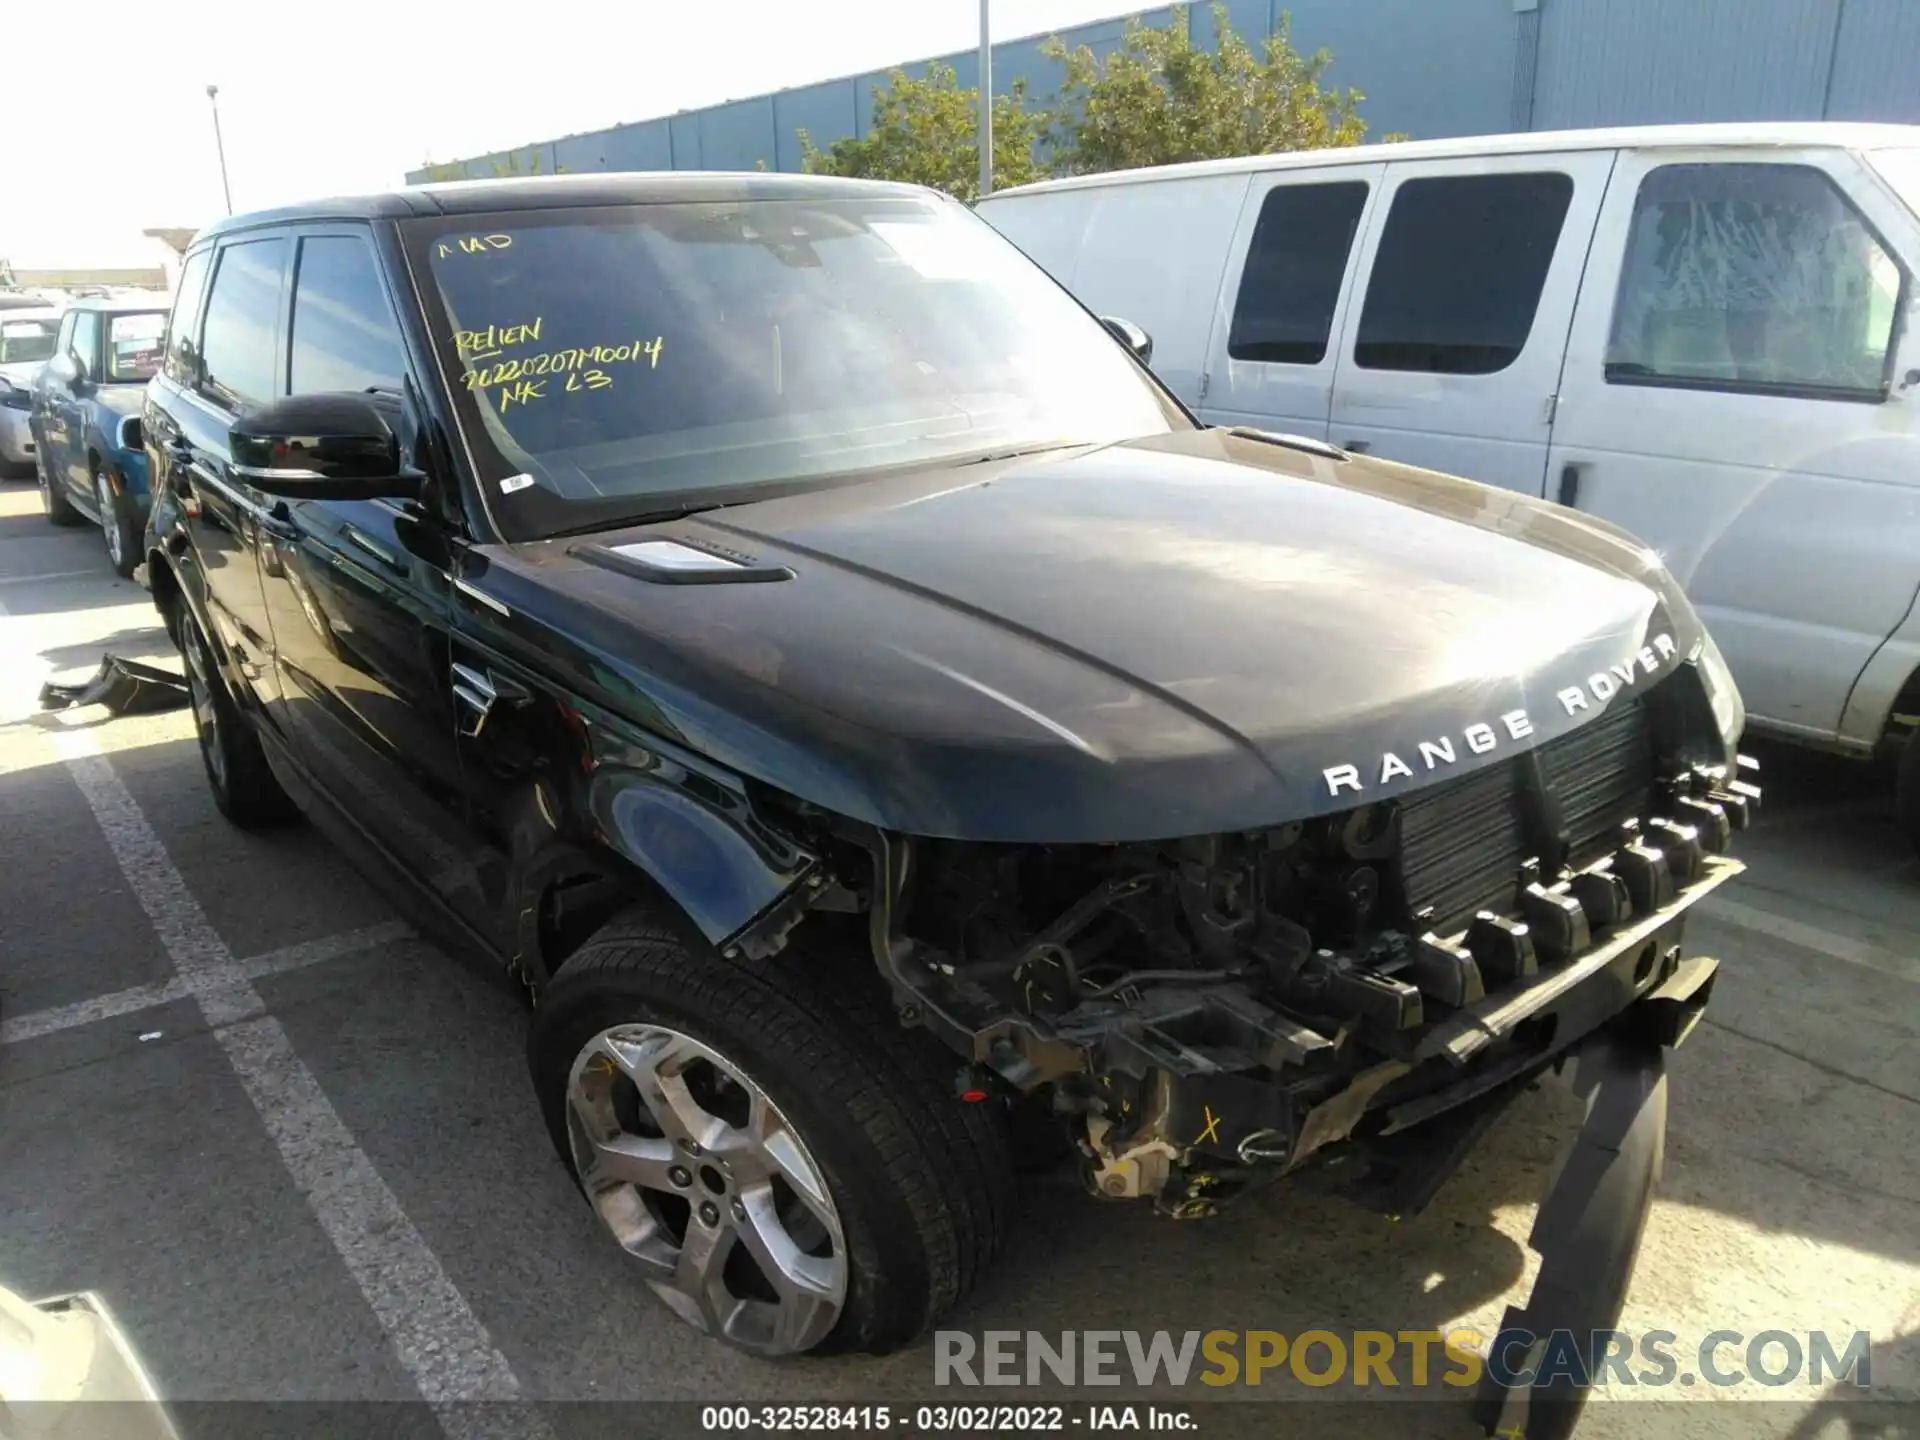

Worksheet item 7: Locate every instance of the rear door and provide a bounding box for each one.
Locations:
[169,234,290,707]
[1198,164,1382,437]
[1328,151,1615,493]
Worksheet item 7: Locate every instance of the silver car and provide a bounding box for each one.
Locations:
[0,306,60,476]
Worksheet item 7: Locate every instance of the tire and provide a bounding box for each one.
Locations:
[177,601,301,829]
[95,465,142,579]
[38,450,84,526]
[529,908,1015,1357]
[1898,727,1920,854]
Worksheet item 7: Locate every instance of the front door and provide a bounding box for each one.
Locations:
[1198,164,1383,438]
[58,310,101,496]
[1327,151,1616,495]
[1548,147,1920,740]
[255,228,494,929]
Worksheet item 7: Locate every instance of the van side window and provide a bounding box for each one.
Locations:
[1228,181,1369,365]
[163,250,212,386]
[1354,172,1574,375]
[1607,163,1902,401]
[199,239,288,411]
[69,312,100,380]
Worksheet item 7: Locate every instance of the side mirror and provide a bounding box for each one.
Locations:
[230,393,422,502]
[47,352,81,386]
[1099,315,1153,367]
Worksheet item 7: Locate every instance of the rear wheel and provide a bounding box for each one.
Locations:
[529,909,1014,1356]
[178,603,300,829]
[95,466,141,579]
[38,451,83,526]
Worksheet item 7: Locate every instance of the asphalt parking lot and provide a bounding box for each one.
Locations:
[1,479,1916,1439]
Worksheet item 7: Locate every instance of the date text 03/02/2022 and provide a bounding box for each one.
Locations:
[699,1404,1197,1432]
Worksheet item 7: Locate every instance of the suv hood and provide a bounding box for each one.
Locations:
[475,428,1701,842]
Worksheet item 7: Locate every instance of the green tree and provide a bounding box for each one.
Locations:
[799,63,1043,202]
[1043,4,1393,176]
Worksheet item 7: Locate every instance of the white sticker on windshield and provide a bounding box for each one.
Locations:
[499,473,535,494]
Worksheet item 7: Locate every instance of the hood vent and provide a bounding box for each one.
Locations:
[572,538,794,586]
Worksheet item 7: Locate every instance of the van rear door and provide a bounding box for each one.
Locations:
[1327,150,1615,494]
[1197,164,1383,438]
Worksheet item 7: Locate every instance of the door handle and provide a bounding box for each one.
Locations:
[1556,462,1584,509]
[1342,439,1372,454]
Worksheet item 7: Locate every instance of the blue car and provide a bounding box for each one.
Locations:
[32,296,170,577]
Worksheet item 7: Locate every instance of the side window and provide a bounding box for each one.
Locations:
[53,312,76,360]
[1354,172,1575,375]
[163,250,213,385]
[1607,163,1903,399]
[288,235,408,396]
[1228,181,1370,365]
[199,239,287,410]
[69,311,101,379]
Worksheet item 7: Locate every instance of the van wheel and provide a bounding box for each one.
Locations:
[38,452,83,526]
[529,908,1014,1356]
[178,603,301,829]
[95,465,142,579]
[1897,728,1920,854]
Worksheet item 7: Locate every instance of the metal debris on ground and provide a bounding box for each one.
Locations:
[37,657,190,715]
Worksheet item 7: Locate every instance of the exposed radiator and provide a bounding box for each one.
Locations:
[1397,697,1655,937]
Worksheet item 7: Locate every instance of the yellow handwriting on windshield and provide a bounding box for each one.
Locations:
[461,336,664,392]
[436,234,514,259]
[500,379,545,412]
[455,317,543,362]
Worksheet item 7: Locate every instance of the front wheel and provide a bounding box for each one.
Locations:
[95,467,142,579]
[529,910,1014,1356]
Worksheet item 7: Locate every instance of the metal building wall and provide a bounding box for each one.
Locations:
[407,0,1920,185]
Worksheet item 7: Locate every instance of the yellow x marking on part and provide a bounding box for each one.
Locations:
[1195,1105,1222,1146]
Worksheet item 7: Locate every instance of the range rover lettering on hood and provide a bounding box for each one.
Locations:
[1323,632,1680,798]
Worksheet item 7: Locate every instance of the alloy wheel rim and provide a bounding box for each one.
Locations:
[97,475,121,565]
[565,1023,848,1356]
[182,621,224,789]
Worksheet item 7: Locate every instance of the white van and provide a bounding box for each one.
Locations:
[978,122,1920,841]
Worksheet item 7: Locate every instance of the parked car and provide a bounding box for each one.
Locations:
[143,175,1753,1431]
[0,306,60,477]
[32,296,169,576]
[976,121,1920,843]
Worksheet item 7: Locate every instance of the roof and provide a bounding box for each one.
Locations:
[63,294,172,313]
[193,172,936,247]
[979,121,1920,202]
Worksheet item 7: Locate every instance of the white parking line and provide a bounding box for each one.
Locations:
[1698,894,1920,984]
[1,920,416,1048]
[0,568,96,586]
[52,730,544,1437]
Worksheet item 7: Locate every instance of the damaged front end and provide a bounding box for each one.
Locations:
[814,659,1754,1222]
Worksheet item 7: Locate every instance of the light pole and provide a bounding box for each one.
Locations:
[206,84,233,215]
[978,0,992,198]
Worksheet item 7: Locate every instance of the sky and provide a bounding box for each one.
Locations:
[4,0,1141,271]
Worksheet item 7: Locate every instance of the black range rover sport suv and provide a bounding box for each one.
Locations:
[141,173,1755,1431]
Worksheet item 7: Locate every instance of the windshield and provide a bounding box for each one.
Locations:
[1872,148,1920,221]
[105,310,167,382]
[0,317,58,365]
[412,196,1181,538]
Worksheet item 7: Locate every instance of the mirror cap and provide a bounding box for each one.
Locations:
[230,392,401,482]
